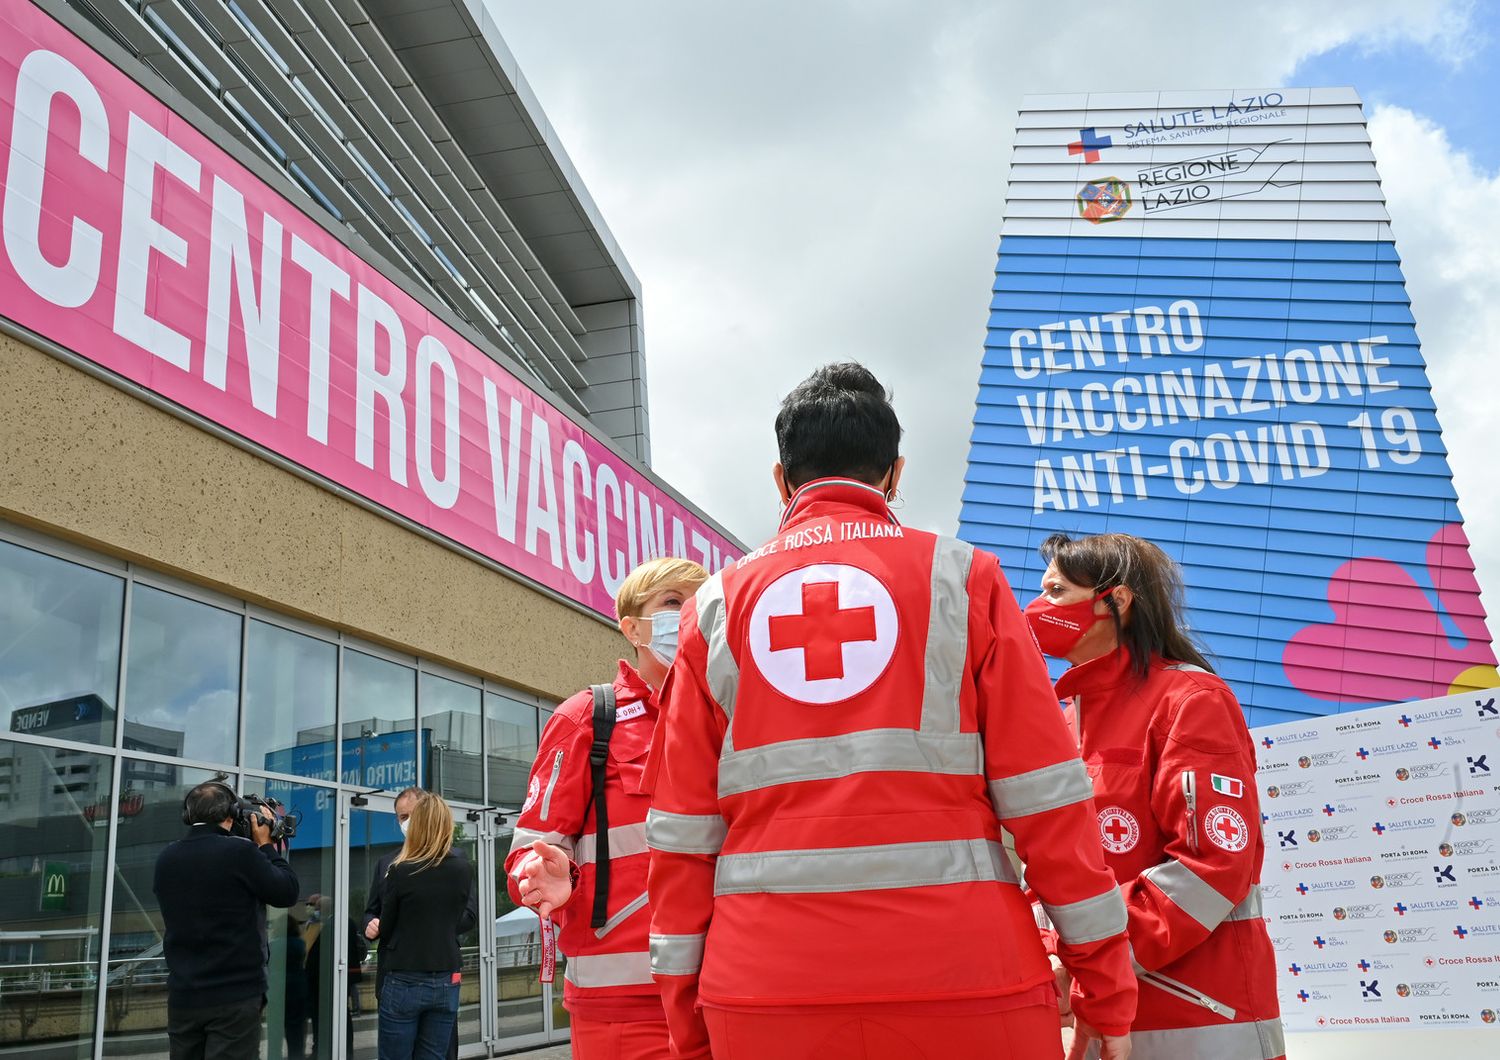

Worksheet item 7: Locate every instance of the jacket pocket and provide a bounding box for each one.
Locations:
[540,749,565,821]
[1140,967,1237,1020]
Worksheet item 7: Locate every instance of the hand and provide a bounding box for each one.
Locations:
[1065,1017,1130,1060]
[516,841,573,918]
[1051,955,1073,1027]
[364,918,380,940]
[249,812,273,847]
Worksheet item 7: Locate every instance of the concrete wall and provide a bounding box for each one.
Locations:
[0,332,622,701]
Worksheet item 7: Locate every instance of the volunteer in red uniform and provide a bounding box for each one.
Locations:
[1026,532,1283,1060]
[506,557,709,1060]
[647,363,1137,1060]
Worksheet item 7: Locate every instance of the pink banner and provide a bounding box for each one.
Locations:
[0,3,738,617]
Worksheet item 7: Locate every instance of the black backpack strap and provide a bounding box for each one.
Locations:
[585,682,617,930]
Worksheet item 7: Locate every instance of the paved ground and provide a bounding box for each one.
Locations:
[496,1046,572,1059]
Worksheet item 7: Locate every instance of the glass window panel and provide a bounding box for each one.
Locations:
[251,776,336,1060]
[420,674,481,804]
[101,762,220,1059]
[493,819,544,1041]
[123,586,241,766]
[484,693,538,809]
[246,622,337,782]
[0,539,123,747]
[341,652,416,793]
[0,740,113,1059]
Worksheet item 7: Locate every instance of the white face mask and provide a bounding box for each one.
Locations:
[398,817,410,837]
[646,610,681,666]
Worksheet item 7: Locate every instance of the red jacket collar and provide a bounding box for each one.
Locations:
[779,477,899,530]
[615,659,658,713]
[1055,647,1154,699]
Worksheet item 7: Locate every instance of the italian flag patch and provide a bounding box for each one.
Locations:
[1210,774,1244,798]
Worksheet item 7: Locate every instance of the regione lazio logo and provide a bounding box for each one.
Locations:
[1077,178,1132,224]
[1206,805,1250,852]
[748,564,899,704]
[1099,806,1141,854]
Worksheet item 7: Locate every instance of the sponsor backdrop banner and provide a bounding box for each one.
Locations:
[961,88,1496,724]
[0,3,738,619]
[1256,689,1500,1032]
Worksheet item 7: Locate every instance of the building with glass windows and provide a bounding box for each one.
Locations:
[0,2,741,1057]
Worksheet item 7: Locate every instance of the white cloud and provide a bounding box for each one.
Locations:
[1369,104,1500,622]
[490,0,1481,554]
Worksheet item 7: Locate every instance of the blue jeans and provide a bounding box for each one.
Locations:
[377,971,459,1060]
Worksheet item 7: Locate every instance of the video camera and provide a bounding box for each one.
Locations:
[230,793,300,846]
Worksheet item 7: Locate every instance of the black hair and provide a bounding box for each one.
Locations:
[183,780,238,826]
[774,362,902,489]
[1039,531,1215,680]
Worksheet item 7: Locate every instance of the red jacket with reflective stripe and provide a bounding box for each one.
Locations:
[505,661,663,1022]
[647,480,1136,1057]
[1052,649,1281,1043]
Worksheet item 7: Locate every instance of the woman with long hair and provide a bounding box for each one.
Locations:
[1025,532,1283,1060]
[376,792,474,1060]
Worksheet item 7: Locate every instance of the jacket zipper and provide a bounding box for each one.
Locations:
[1181,771,1199,854]
[1140,968,1237,1020]
[593,889,650,939]
[540,749,565,821]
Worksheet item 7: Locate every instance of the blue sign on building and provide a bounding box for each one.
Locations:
[962,88,1496,725]
[264,730,427,847]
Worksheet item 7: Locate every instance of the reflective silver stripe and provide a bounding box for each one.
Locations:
[1165,663,1209,674]
[920,537,973,734]
[540,748,565,820]
[594,889,650,939]
[506,827,575,861]
[1043,887,1128,945]
[575,821,650,865]
[714,838,1017,895]
[1139,968,1237,1020]
[649,932,706,977]
[1141,859,1234,931]
[1125,1018,1284,1059]
[697,574,738,719]
[718,728,983,797]
[646,808,728,855]
[989,758,1094,819]
[563,949,654,988]
[1225,884,1263,921]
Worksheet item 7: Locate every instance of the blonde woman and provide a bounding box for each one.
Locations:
[376,792,474,1060]
[506,557,708,1060]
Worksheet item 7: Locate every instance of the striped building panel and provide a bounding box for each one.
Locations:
[960,88,1496,724]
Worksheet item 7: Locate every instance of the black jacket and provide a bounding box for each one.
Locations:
[153,825,300,1008]
[378,852,475,974]
[363,848,477,985]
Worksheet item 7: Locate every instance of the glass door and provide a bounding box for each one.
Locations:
[335,792,401,1060]
[483,812,553,1052]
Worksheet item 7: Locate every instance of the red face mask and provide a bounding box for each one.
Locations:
[1024,591,1111,658]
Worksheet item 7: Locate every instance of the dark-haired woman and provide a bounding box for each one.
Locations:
[377,793,475,1060]
[1026,533,1283,1060]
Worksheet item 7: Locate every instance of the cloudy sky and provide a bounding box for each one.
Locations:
[492,0,1500,612]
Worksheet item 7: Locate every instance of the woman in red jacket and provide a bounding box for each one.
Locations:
[1025,532,1284,1060]
[506,557,708,1060]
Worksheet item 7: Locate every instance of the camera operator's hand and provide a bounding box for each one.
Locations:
[249,812,273,848]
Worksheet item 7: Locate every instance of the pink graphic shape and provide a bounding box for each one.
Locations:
[1283,523,1495,703]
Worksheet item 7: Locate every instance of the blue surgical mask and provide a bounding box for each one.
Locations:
[647,610,681,666]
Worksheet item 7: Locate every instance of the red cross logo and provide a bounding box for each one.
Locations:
[1205,805,1249,852]
[1097,806,1139,853]
[749,563,899,704]
[768,581,877,681]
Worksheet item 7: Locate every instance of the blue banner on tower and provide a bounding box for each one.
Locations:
[961,88,1496,725]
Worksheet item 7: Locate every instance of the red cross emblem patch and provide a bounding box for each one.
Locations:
[1205,805,1249,852]
[1098,806,1140,854]
[748,563,899,704]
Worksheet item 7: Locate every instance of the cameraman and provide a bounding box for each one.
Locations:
[155,780,300,1060]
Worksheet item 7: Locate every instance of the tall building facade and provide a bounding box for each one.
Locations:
[961,88,1496,726]
[0,2,740,1056]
